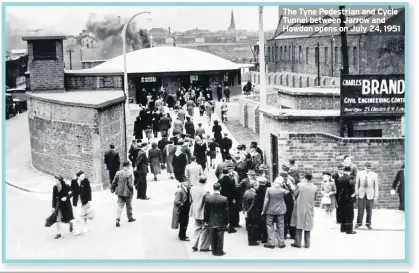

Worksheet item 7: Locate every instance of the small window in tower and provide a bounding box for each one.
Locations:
[32,40,57,60]
[141,77,157,83]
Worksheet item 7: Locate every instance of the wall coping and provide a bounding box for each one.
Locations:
[65,70,124,76]
[27,90,125,109]
[275,86,340,97]
[259,105,340,120]
[277,132,405,142]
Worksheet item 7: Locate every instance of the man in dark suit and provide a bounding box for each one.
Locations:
[204,183,229,256]
[104,144,121,184]
[391,163,405,212]
[135,142,150,200]
[243,180,260,246]
[218,168,237,233]
[339,166,357,234]
[220,133,233,162]
[216,85,223,101]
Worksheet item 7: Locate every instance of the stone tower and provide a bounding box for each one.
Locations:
[228,10,236,31]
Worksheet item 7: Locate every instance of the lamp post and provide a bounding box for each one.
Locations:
[121,11,151,158]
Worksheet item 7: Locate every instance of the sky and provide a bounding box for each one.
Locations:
[6,6,282,34]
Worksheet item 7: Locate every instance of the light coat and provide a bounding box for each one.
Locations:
[290,181,317,231]
[171,186,191,229]
[189,184,209,220]
[355,170,379,200]
[185,162,203,186]
[262,186,288,215]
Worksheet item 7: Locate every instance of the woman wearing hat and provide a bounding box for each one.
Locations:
[51,175,75,239]
[206,137,219,169]
[194,136,207,172]
[320,171,337,228]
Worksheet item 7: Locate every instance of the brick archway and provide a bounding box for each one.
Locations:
[255,106,260,134]
[306,77,310,87]
[331,79,336,85]
[322,78,327,86]
[299,76,302,87]
[285,74,289,86]
[280,74,283,85]
[292,75,296,87]
[314,77,319,86]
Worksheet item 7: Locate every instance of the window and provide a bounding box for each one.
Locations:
[289,46,292,62]
[190,75,198,81]
[274,46,277,62]
[279,46,282,61]
[353,47,358,66]
[284,46,287,61]
[353,129,382,138]
[299,46,302,63]
[315,47,319,65]
[293,46,296,63]
[224,73,229,81]
[324,47,328,64]
[335,47,339,64]
[33,40,57,60]
[141,77,157,83]
[306,47,309,64]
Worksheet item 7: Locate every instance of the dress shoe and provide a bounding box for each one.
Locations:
[304,245,310,248]
[214,252,226,256]
[116,220,121,227]
[233,225,242,228]
[141,197,150,200]
[355,224,361,229]
[200,249,211,252]
[128,218,136,223]
[261,240,267,244]
[54,234,62,239]
[179,237,190,241]
[346,231,357,234]
[69,222,73,233]
[264,244,275,249]
[248,242,259,246]
[192,247,198,252]
[291,243,301,248]
[278,245,286,249]
[228,229,237,233]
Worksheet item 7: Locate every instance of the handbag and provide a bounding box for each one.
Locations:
[321,196,332,205]
[45,204,59,227]
[85,202,96,220]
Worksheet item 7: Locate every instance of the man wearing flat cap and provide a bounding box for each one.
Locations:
[220,133,233,162]
[355,162,379,229]
[249,142,263,171]
[338,166,357,234]
[135,142,150,200]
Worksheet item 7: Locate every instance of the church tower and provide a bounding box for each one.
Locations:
[228,10,236,31]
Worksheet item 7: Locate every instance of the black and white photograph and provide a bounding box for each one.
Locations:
[3,3,406,262]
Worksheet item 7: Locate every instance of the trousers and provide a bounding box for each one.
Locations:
[284,194,296,239]
[178,206,190,239]
[210,227,225,255]
[116,194,133,220]
[266,214,285,247]
[109,170,117,184]
[246,217,259,244]
[294,229,311,247]
[356,197,373,226]
[137,173,148,199]
[340,200,355,233]
[192,220,211,250]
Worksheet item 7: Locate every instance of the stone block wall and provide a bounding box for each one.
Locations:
[249,71,339,88]
[276,91,340,110]
[27,97,126,189]
[65,74,123,90]
[275,132,404,209]
[27,41,65,91]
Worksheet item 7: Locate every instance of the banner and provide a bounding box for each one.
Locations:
[340,74,405,117]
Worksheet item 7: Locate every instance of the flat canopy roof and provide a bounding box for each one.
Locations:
[27,90,124,109]
[22,35,67,41]
[274,86,340,97]
[67,46,243,75]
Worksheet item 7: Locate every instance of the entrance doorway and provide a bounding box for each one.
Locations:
[270,134,279,180]
[134,76,162,104]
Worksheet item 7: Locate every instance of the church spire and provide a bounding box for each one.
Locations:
[228,9,236,31]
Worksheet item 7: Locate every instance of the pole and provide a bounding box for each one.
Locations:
[121,11,151,159]
[331,38,334,77]
[317,42,320,86]
[67,49,73,70]
[339,5,350,137]
[258,6,266,107]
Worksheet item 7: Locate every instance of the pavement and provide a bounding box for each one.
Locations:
[4,101,406,261]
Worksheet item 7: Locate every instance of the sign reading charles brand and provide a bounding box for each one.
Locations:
[340,74,405,117]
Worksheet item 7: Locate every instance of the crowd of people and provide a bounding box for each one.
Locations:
[46,84,405,259]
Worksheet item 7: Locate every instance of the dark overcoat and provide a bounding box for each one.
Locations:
[52,182,74,223]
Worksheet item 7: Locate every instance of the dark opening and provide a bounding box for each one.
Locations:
[353,129,383,138]
[33,40,57,60]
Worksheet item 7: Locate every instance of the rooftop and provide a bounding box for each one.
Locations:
[67,46,243,75]
[22,35,67,41]
[27,90,124,109]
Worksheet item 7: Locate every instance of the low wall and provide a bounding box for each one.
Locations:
[274,132,404,209]
[249,71,339,88]
[65,74,123,90]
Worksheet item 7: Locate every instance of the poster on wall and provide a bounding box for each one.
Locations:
[340,74,405,117]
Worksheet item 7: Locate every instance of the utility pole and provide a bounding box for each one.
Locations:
[317,42,320,86]
[339,5,350,137]
[258,6,266,107]
[67,49,74,70]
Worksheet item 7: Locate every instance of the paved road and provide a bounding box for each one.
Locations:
[4,105,405,261]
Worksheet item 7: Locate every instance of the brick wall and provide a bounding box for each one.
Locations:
[27,41,65,91]
[267,34,404,76]
[99,103,127,189]
[353,118,402,137]
[27,97,126,189]
[250,71,339,88]
[276,91,340,110]
[65,74,123,90]
[274,132,404,209]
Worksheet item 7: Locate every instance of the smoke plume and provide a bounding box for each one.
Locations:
[86,14,151,59]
